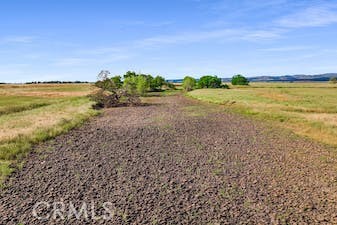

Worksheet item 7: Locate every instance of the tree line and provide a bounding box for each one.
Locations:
[90,70,175,108]
[182,74,249,91]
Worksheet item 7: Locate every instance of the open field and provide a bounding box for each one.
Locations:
[0,84,97,182]
[2,95,337,224]
[187,82,337,146]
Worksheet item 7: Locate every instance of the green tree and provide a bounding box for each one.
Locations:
[231,74,249,85]
[123,76,138,95]
[91,70,140,107]
[151,76,166,90]
[111,76,122,88]
[136,75,149,96]
[123,71,137,79]
[198,75,222,88]
[182,76,196,91]
[329,77,337,84]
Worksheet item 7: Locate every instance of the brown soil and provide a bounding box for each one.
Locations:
[1,95,337,224]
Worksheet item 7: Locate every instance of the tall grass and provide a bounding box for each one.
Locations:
[187,83,337,147]
[0,84,97,183]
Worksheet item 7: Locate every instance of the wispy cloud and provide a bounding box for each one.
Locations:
[0,36,36,44]
[260,46,314,52]
[136,29,239,47]
[241,29,283,41]
[136,28,282,48]
[277,5,337,28]
[111,20,174,28]
[51,54,133,67]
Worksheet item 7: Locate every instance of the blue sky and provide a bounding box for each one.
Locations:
[1,0,337,82]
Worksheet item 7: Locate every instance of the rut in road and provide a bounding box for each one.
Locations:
[1,95,337,224]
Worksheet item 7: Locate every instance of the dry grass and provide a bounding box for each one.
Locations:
[0,99,93,141]
[187,82,337,146]
[0,84,98,183]
[0,83,95,97]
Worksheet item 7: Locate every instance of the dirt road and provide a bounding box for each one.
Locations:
[1,95,337,224]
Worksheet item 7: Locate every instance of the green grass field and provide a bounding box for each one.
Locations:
[187,82,337,147]
[0,84,97,183]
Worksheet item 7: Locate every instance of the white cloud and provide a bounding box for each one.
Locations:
[52,58,89,66]
[277,5,337,28]
[0,36,36,44]
[241,29,283,41]
[137,29,239,47]
[51,54,133,67]
[136,28,282,48]
[261,46,314,52]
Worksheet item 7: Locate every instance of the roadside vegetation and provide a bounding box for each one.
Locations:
[187,82,337,146]
[0,83,97,183]
[0,71,176,182]
[182,75,230,91]
[182,76,196,91]
[91,70,175,108]
[231,74,249,85]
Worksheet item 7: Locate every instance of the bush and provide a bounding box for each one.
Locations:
[182,76,196,91]
[198,75,222,88]
[89,89,120,108]
[90,70,140,108]
[329,77,337,84]
[231,74,249,85]
[136,76,149,96]
[221,84,229,89]
[165,82,176,90]
[151,76,166,91]
[123,76,139,95]
[111,76,122,88]
[124,71,137,79]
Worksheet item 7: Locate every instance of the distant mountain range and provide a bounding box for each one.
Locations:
[223,73,337,82]
[167,73,337,83]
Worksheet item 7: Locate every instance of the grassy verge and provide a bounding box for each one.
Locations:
[0,84,97,183]
[187,83,337,147]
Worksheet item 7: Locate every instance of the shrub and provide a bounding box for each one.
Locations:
[221,84,229,89]
[182,76,196,91]
[136,76,149,96]
[90,70,140,108]
[124,71,137,79]
[89,89,120,108]
[231,74,249,85]
[123,76,139,95]
[111,76,122,88]
[165,82,176,90]
[198,75,222,88]
[151,76,166,91]
[329,77,337,84]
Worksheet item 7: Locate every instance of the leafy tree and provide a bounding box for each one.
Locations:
[151,76,166,90]
[111,76,122,88]
[329,77,337,84]
[136,75,149,96]
[123,76,138,95]
[182,76,196,91]
[198,75,222,88]
[124,71,137,79]
[91,70,140,107]
[141,74,154,86]
[231,74,249,85]
[123,75,150,96]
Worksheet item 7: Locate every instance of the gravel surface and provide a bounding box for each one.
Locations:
[1,95,337,224]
